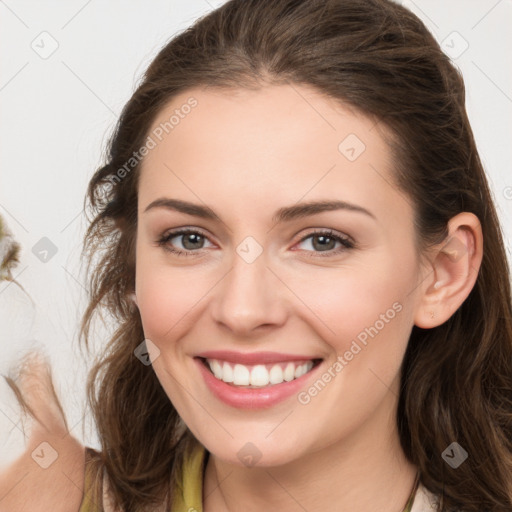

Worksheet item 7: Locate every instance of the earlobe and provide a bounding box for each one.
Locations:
[414,212,483,329]
[129,292,138,306]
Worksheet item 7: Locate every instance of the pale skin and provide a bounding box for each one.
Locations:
[0,84,483,511]
[0,355,84,512]
[134,84,483,511]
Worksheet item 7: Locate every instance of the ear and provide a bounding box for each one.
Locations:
[414,212,483,329]
[129,292,138,306]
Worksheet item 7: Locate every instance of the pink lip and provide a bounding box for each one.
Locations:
[194,356,323,409]
[195,350,320,365]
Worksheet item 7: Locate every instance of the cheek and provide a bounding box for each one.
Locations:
[287,269,415,431]
[134,254,212,342]
[287,256,416,359]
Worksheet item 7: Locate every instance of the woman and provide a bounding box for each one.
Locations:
[2,0,511,510]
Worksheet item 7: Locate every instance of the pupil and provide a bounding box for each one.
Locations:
[183,233,203,249]
[313,235,334,251]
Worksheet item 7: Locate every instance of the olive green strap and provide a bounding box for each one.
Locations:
[402,472,421,512]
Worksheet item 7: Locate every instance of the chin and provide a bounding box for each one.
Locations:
[200,433,308,469]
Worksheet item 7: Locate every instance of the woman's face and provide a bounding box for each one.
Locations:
[135,84,428,467]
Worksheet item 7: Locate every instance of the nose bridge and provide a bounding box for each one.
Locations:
[212,242,286,334]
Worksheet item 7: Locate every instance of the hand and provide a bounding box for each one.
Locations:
[0,352,85,512]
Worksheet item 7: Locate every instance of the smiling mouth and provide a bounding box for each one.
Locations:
[198,357,323,388]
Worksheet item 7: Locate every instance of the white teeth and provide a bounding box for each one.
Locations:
[294,363,308,379]
[250,365,269,387]
[222,362,234,382]
[205,359,315,387]
[284,362,295,382]
[269,364,284,384]
[210,359,223,379]
[233,364,250,385]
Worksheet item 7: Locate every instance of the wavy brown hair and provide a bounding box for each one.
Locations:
[80,0,512,510]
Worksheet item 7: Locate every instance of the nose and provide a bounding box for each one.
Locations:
[210,248,288,337]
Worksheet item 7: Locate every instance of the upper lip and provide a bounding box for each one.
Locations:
[195,350,321,365]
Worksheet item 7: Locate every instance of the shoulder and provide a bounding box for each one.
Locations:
[80,437,208,512]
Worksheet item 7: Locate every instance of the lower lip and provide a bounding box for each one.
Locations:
[194,357,322,409]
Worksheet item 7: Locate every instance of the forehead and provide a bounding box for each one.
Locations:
[138,84,410,227]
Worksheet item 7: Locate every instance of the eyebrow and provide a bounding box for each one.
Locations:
[143,198,376,223]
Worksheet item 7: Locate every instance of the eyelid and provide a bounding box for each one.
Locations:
[156,226,215,255]
[291,228,355,257]
[294,228,353,245]
[157,226,355,257]
[160,226,211,240]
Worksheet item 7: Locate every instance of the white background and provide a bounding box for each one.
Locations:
[0,0,511,462]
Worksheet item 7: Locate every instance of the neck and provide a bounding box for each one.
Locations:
[203,391,418,512]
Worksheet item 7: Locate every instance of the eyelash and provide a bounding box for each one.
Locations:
[156,228,355,258]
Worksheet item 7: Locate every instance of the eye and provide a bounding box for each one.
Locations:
[156,227,355,258]
[294,229,354,257]
[157,228,214,256]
